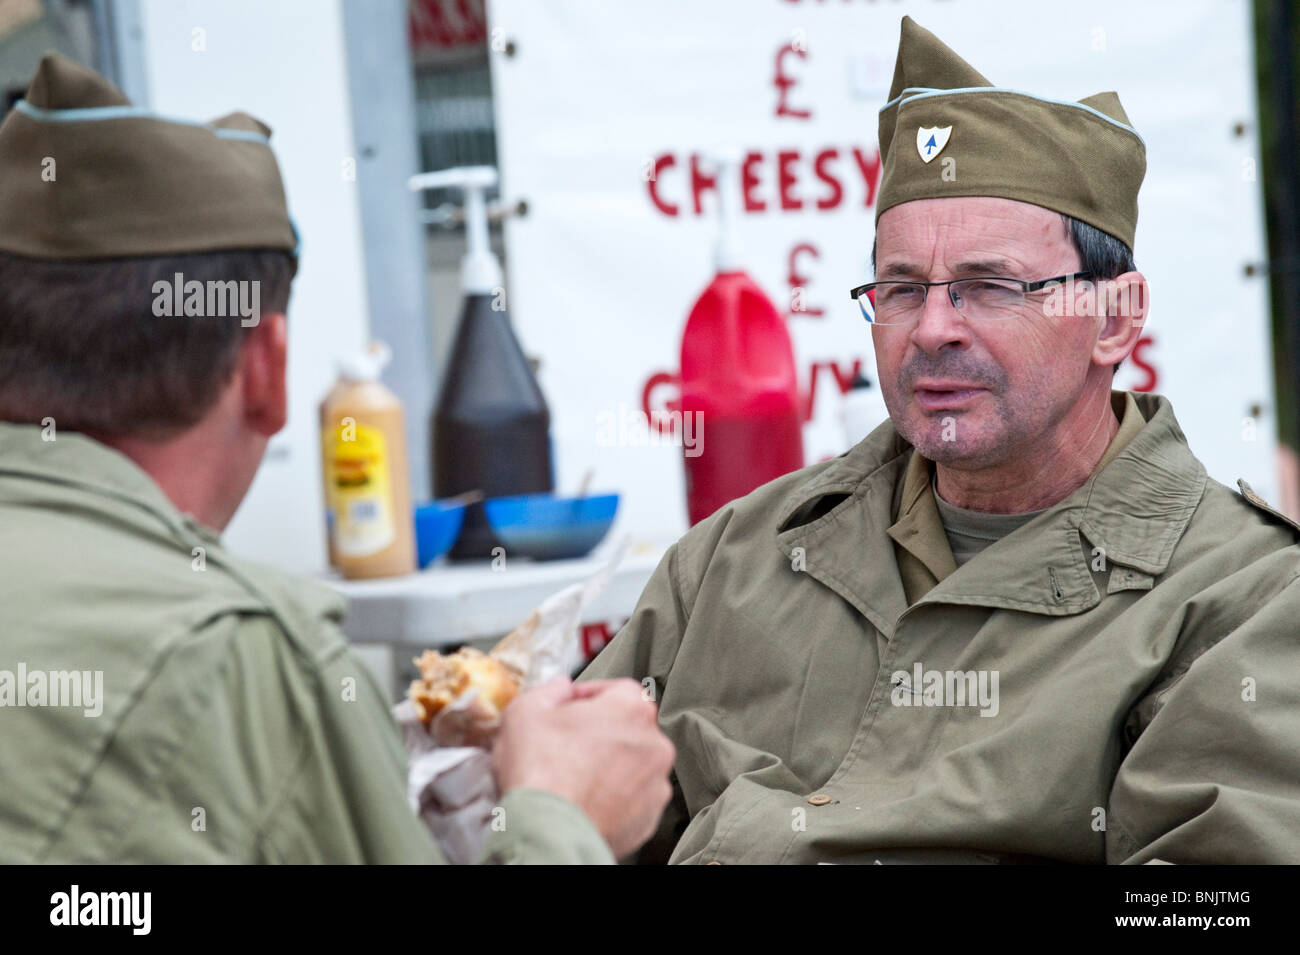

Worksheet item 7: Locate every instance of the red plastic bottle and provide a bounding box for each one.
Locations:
[679,154,804,525]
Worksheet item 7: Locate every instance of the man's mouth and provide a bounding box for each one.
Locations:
[913,383,986,411]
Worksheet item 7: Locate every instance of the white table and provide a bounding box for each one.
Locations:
[321,536,668,649]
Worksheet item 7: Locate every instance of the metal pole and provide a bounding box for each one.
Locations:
[1268,0,1300,453]
[340,0,435,502]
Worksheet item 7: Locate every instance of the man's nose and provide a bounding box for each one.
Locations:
[910,284,971,354]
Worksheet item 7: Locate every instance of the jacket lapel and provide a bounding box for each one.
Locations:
[774,391,1207,635]
[774,421,914,638]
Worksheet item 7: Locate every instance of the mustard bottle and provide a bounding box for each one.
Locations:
[320,342,416,578]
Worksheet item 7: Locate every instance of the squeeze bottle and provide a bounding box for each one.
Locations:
[408,166,554,560]
[320,342,417,578]
[679,152,804,525]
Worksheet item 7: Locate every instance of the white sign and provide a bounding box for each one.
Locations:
[489,0,1277,542]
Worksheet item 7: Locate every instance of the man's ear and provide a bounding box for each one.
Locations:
[239,311,288,437]
[1093,271,1148,369]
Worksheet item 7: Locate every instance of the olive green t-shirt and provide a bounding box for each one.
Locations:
[931,470,1047,567]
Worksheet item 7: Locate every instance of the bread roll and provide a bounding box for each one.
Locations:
[408,647,521,726]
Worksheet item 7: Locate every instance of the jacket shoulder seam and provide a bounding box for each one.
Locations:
[1235,478,1300,538]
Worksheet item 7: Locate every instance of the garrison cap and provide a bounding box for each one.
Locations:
[0,52,298,269]
[876,16,1145,251]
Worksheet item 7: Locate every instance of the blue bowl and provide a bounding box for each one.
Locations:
[483,492,619,561]
[414,500,468,568]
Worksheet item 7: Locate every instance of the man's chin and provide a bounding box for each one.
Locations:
[900,414,998,466]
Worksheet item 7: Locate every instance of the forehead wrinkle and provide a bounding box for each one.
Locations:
[875,198,1065,280]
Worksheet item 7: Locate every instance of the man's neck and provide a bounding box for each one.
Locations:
[933,390,1120,514]
[88,412,259,533]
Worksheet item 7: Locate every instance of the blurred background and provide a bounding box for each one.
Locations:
[3,0,1296,692]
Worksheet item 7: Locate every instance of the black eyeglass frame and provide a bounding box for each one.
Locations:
[849,270,1096,323]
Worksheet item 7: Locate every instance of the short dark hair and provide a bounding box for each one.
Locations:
[1060,214,1136,280]
[0,249,293,437]
[868,213,1137,372]
[1059,215,1137,374]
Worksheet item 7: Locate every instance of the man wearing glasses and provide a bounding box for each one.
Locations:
[581,16,1300,864]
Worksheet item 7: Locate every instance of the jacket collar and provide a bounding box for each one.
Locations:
[774,391,1207,635]
[0,421,222,546]
[886,448,955,587]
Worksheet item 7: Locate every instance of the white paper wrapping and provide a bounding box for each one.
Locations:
[394,537,630,863]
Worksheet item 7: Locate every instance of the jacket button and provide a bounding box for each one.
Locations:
[807,793,832,806]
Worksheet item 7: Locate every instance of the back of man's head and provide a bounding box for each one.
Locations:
[0,53,299,525]
[0,249,292,437]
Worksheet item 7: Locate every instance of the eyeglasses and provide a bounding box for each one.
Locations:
[849,271,1094,325]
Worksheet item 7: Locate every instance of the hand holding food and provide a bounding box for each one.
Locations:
[492,676,675,859]
[397,542,657,860]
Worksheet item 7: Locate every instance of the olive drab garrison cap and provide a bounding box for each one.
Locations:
[876,16,1146,250]
[0,53,298,269]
